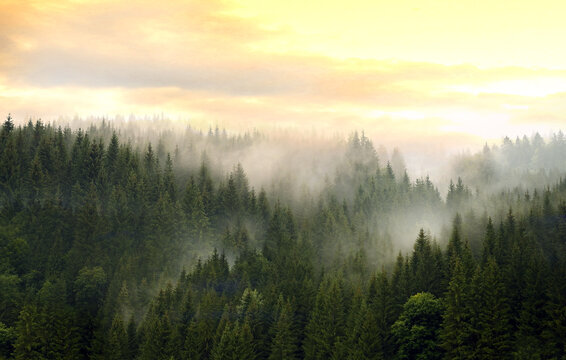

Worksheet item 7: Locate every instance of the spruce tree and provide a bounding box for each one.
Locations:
[440,259,474,358]
[410,229,436,294]
[482,217,497,264]
[364,271,395,359]
[303,275,345,360]
[269,297,297,360]
[13,305,42,360]
[106,314,128,360]
[471,258,512,359]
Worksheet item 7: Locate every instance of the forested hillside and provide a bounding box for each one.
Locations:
[0,115,565,359]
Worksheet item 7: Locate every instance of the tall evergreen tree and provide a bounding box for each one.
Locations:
[410,229,437,294]
[106,314,128,360]
[440,259,474,358]
[471,258,512,359]
[303,275,345,360]
[269,297,298,360]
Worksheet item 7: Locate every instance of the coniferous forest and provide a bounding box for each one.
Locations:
[1,114,566,360]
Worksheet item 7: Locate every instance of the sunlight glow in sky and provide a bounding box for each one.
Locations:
[2,0,566,149]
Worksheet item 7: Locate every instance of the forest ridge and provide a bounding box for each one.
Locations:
[0,115,565,359]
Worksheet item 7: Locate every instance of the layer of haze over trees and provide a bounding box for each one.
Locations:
[0,114,565,359]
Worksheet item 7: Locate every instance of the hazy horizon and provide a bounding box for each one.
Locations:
[3,0,566,149]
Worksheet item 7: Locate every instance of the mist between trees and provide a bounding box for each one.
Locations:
[0,114,565,359]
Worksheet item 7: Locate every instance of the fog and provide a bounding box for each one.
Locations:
[23,114,566,271]
[5,113,566,355]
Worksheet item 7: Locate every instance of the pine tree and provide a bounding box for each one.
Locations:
[106,314,128,360]
[185,289,223,359]
[28,153,44,203]
[363,271,395,359]
[191,194,210,242]
[303,275,345,360]
[235,320,256,360]
[0,135,21,201]
[446,214,463,271]
[162,153,176,203]
[237,288,268,358]
[0,321,16,359]
[36,280,81,359]
[343,288,368,360]
[440,259,474,358]
[0,114,14,147]
[482,217,497,264]
[126,316,138,360]
[391,252,411,317]
[542,263,566,359]
[269,297,297,360]
[139,314,171,360]
[13,305,42,360]
[197,155,215,217]
[471,258,512,359]
[211,321,237,360]
[514,252,547,359]
[105,131,119,178]
[70,184,103,271]
[410,229,436,294]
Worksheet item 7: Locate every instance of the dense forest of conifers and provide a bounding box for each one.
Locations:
[0,114,565,359]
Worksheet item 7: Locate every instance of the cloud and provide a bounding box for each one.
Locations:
[4,0,565,93]
[2,0,566,154]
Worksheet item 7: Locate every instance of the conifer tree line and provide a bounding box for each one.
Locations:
[0,114,565,359]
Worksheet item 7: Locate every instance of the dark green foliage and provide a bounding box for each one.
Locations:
[0,321,16,358]
[365,272,396,359]
[391,292,444,360]
[269,297,298,360]
[470,259,512,359]
[541,263,566,359]
[126,316,138,360]
[0,118,565,359]
[74,266,107,315]
[410,229,443,296]
[13,288,80,360]
[342,288,372,360]
[440,259,474,358]
[12,305,43,360]
[482,217,497,264]
[391,252,411,314]
[211,320,256,360]
[446,177,471,210]
[303,275,345,360]
[106,315,128,360]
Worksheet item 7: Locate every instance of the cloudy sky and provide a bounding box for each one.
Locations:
[2,0,566,150]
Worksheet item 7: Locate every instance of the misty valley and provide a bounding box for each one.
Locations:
[1,115,566,360]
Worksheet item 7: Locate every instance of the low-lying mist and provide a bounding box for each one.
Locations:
[40,116,566,259]
[10,114,566,278]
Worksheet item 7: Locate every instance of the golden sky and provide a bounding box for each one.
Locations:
[2,0,566,149]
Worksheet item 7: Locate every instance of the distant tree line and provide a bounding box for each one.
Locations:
[452,131,566,191]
